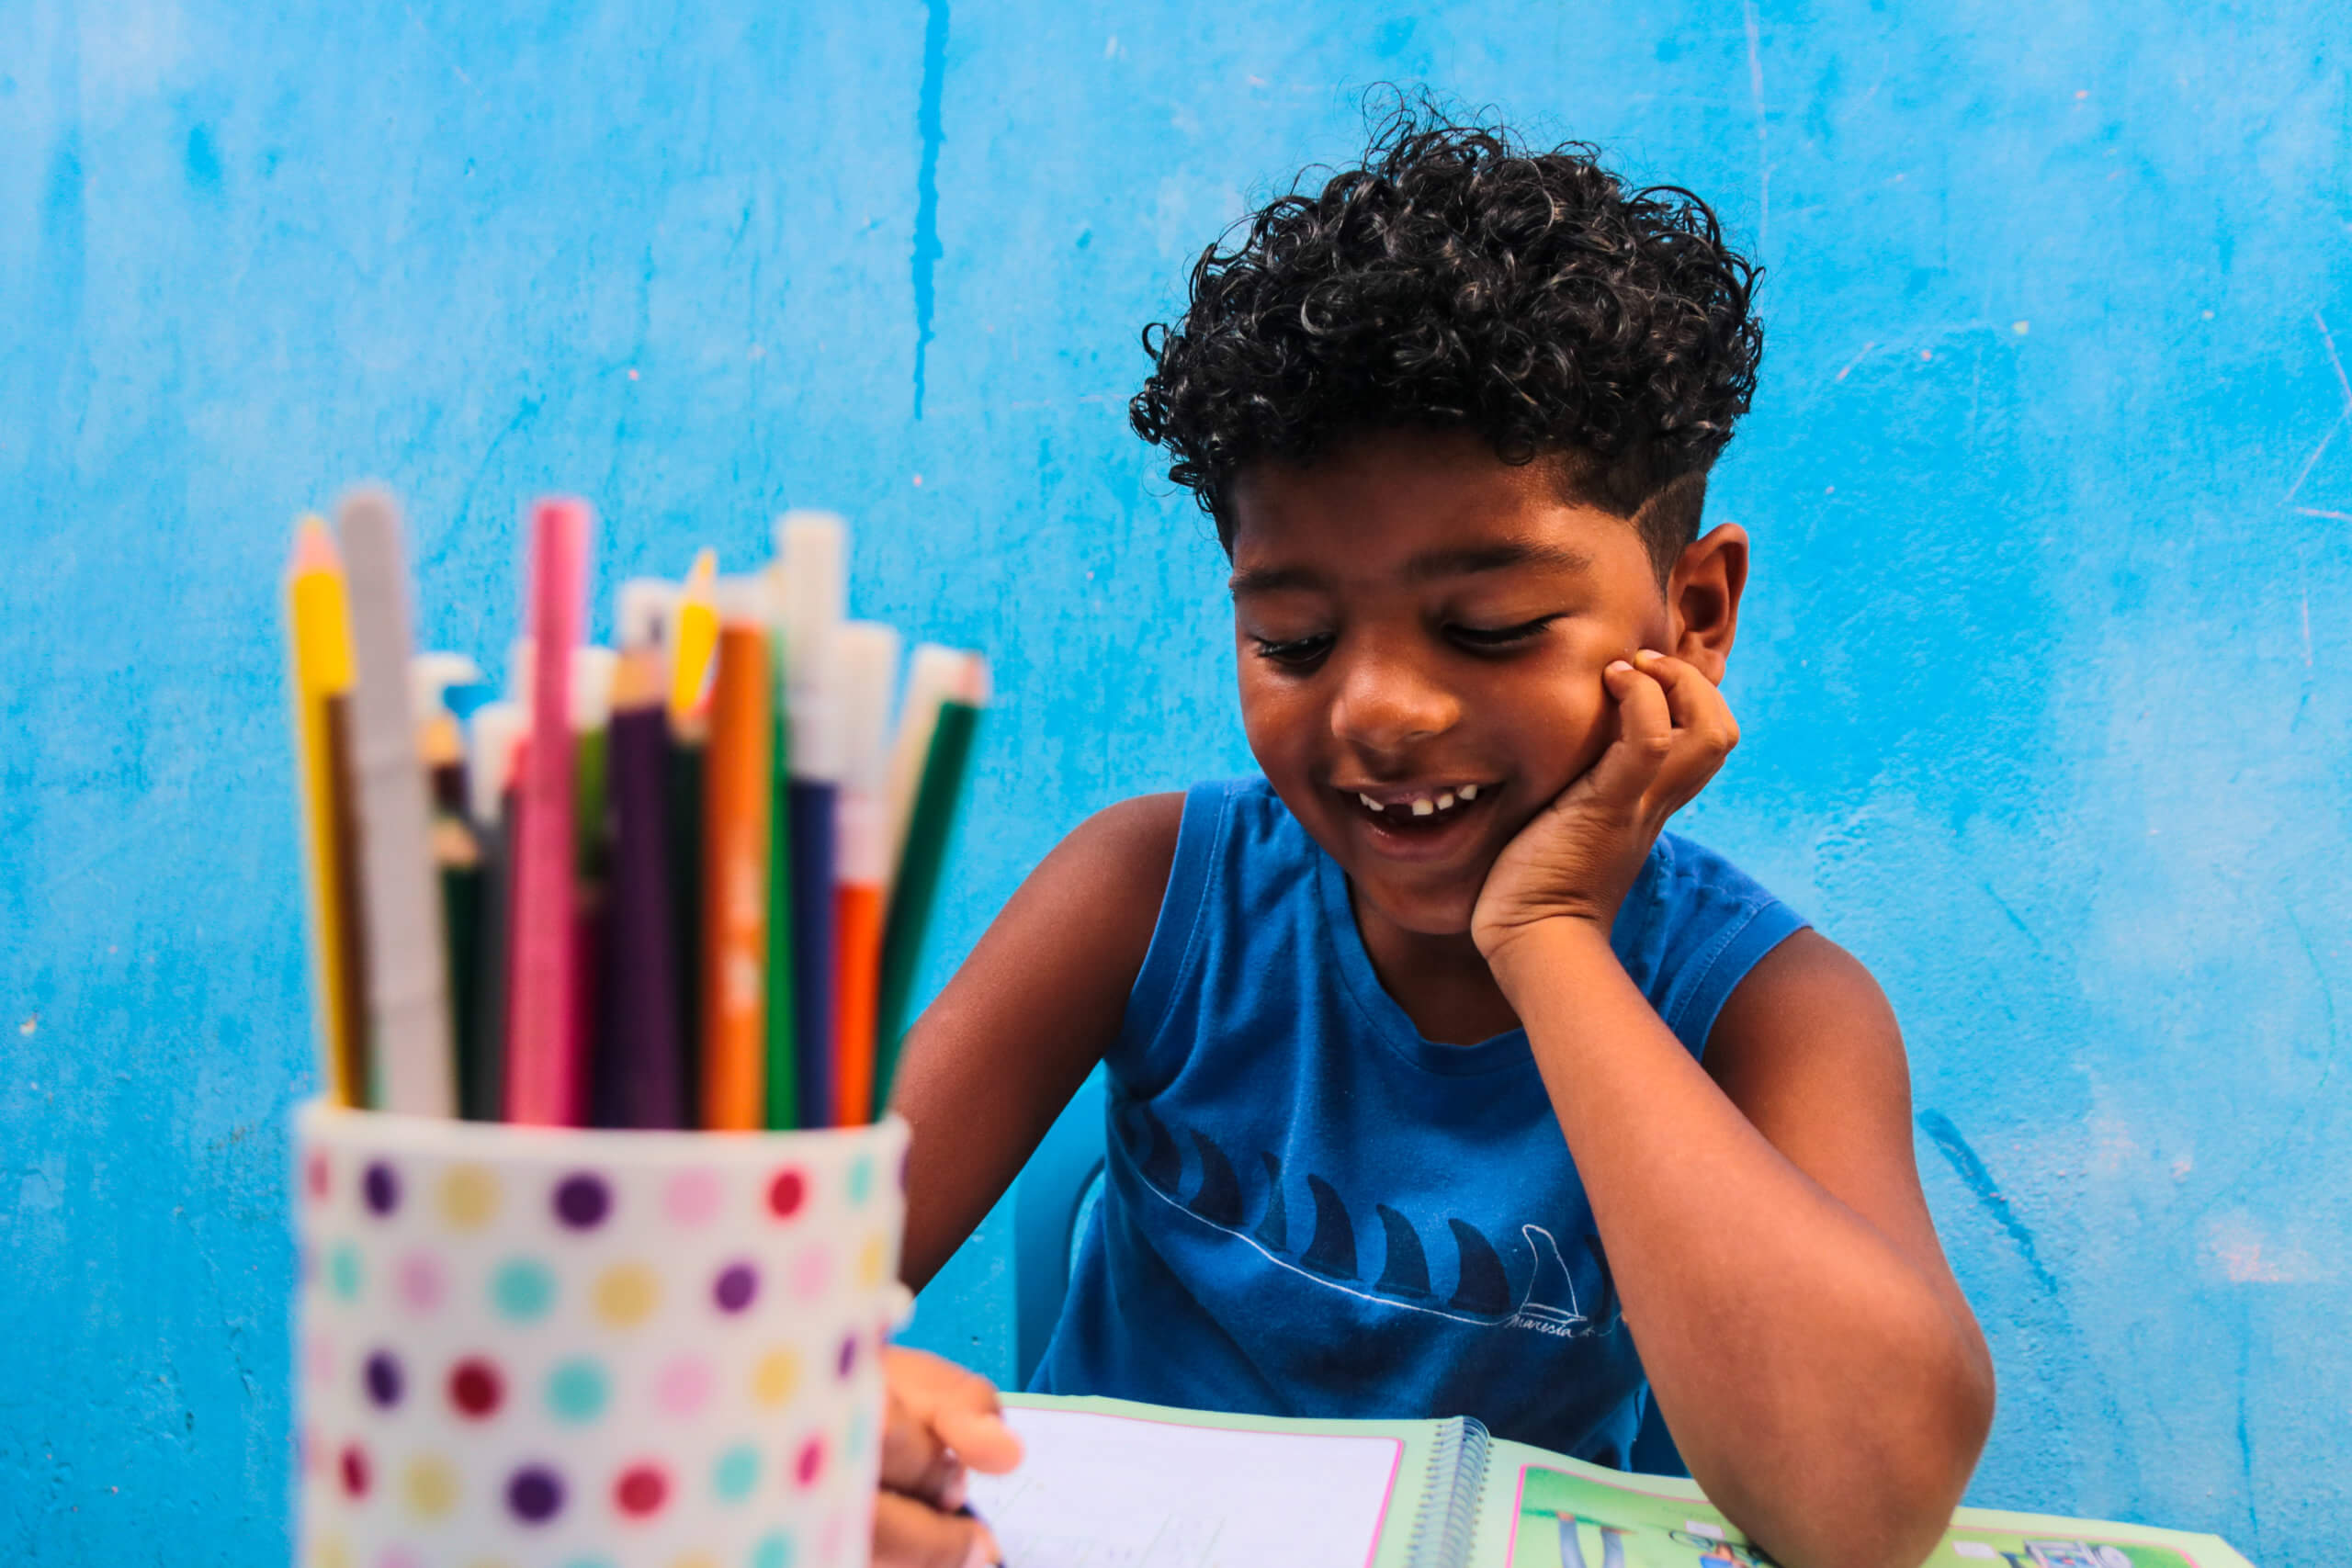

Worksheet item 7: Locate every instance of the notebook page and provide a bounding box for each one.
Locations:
[1464,1438,2255,1568]
[967,1404,1406,1568]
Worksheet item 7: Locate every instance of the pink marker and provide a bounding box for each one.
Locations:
[506,497,591,1124]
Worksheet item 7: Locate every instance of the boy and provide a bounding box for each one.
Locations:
[889,109,1994,1568]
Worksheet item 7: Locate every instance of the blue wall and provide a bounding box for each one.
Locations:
[3,1,2346,1562]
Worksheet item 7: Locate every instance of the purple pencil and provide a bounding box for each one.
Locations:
[603,647,687,1128]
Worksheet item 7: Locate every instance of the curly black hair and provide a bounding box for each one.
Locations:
[1130,103,1762,575]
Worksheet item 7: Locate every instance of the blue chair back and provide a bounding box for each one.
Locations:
[1005,1063,1686,1476]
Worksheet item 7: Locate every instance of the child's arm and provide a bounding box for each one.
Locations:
[888,793,1183,1290]
[1475,650,1994,1568]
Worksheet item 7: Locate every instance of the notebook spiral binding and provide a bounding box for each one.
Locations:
[1402,1415,1491,1568]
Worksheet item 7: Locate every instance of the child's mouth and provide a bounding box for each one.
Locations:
[1336,782,1498,857]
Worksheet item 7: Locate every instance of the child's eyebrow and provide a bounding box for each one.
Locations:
[1227,540,1594,599]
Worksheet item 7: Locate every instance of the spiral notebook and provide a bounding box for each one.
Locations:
[969,1395,2252,1568]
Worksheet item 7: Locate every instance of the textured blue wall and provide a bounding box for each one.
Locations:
[3,1,2346,1562]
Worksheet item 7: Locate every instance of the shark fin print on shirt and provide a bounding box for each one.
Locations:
[1128,1100,1185,1192]
[1374,1203,1433,1298]
[1300,1174,1360,1280]
[1252,1152,1288,1249]
[1447,1218,1513,1316]
[1186,1130,1245,1227]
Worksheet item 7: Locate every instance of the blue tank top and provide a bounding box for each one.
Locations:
[1031,777,1809,1462]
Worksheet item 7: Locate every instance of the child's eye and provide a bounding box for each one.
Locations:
[1250,633,1334,669]
[1448,615,1563,651]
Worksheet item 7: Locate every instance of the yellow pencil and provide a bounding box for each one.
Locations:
[285,517,361,1105]
[669,547,720,726]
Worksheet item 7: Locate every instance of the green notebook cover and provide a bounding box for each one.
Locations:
[977,1394,2253,1568]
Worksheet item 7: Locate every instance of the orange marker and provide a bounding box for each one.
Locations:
[701,592,773,1131]
[829,621,899,1126]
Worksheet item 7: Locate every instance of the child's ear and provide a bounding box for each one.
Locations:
[1666,524,1748,683]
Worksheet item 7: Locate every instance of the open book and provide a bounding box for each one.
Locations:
[968,1395,2250,1568]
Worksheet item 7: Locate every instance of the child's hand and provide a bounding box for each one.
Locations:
[874,1346,1023,1568]
[1472,649,1738,968]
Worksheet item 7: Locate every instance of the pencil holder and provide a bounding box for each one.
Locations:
[292,1103,910,1568]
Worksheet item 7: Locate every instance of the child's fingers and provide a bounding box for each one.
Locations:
[873,1490,1001,1568]
[1585,659,1675,799]
[1629,649,1739,754]
[934,1404,1024,1474]
[887,1347,1025,1473]
[878,1388,969,1505]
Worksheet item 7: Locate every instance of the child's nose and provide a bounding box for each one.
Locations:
[1328,648,1461,754]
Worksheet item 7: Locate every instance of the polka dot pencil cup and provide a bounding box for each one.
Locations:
[295,1103,911,1568]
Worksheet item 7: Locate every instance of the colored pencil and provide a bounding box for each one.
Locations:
[883,643,965,911]
[322,692,375,1106]
[762,568,800,1131]
[422,715,484,1122]
[464,702,525,1122]
[667,711,707,1117]
[873,656,988,1116]
[702,605,774,1131]
[831,621,900,1126]
[285,519,360,1105]
[780,513,846,1124]
[605,648,686,1129]
[571,645,618,1124]
[669,547,719,726]
[507,497,590,1126]
[338,487,457,1118]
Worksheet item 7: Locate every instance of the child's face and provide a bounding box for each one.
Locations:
[1227,429,1704,939]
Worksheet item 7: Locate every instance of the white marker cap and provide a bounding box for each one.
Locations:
[409,651,485,726]
[467,701,527,827]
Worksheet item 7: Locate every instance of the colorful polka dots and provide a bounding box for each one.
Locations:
[614,1462,669,1517]
[505,1463,565,1524]
[664,1168,722,1227]
[712,1443,760,1504]
[362,1349,403,1409]
[491,1258,557,1323]
[401,1454,458,1521]
[438,1163,500,1229]
[545,1357,610,1425]
[845,1405,872,1466]
[449,1357,504,1419]
[553,1171,612,1230]
[750,1348,799,1409]
[787,1245,831,1303]
[296,1106,910,1568]
[653,1354,714,1419]
[393,1249,445,1315]
[765,1168,806,1219]
[362,1161,401,1217]
[340,1442,371,1499]
[328,1243,364,1302]
[711,1261,758,1314]
[854,1233,886,1290]
[594,1262,660,1328]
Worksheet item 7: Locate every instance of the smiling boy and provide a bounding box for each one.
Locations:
[891,110,1994,1568]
